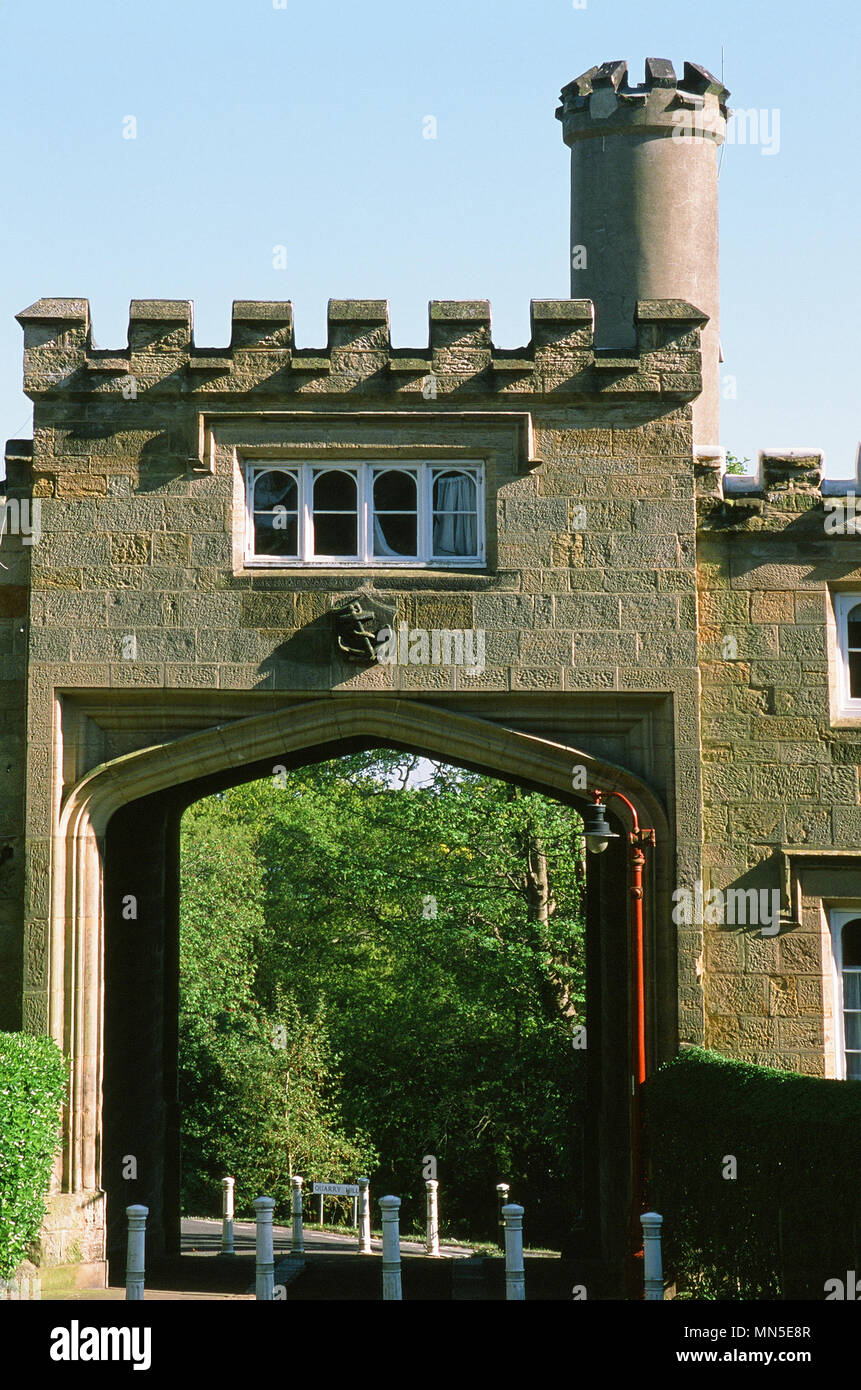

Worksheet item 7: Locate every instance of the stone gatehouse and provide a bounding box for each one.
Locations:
[2,55,860,1293]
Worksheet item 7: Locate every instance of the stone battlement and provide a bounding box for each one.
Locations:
[15,297,706,405]
[693,447,861,534]
[557,57,730,116]
[696,448,825,500]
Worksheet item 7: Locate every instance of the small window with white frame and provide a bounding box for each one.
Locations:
[833,594,861,716]
[829,910,861,1080]
[244,460,485,567]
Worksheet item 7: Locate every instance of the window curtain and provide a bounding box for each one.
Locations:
[433,475,477,556]
[372,517,405,557]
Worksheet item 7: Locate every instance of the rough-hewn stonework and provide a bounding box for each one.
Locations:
[3,53,855,1297]
[2,293,710,1288]
[695,455,861,1076]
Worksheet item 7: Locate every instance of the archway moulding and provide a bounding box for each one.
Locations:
[47,694,672,1209]
[57,695,670,840]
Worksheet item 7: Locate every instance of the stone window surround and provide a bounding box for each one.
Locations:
[776,853,861,1079]
[243,457,486,569]
[828,589,861,723]
[827,908,861,1081]
[216,410,535,580]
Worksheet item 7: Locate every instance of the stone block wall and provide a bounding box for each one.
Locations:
[7,289,861,1284]
[8,294,709,1050]
[10,290,861,1089]
[0,443,33,1031]
[696,450,861,1074]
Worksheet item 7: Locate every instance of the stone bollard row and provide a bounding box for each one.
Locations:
[425,1179,440,1257]
[291,1175,305,1254]
[125,1205,148,1301]
[254,1195,276,1300]
[357,1176,372,1254]
[221,1176,235,1255]
[379,1195,402,1300]
[641,1212,664,1300]
[501,1203,525,1301]
[496,1182,510,1250]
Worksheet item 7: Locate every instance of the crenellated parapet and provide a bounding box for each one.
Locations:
[693,446,861,534]
[557,57,730,136]
[15,296,706,405]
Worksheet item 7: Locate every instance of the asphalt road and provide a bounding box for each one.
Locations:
[182,1215,473,1258]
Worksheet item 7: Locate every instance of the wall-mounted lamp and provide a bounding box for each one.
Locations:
[583,800,620,855]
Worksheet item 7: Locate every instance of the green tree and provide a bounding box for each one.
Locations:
[178,795,376,1216]
[179,753,586,1242]
[724,452,750,476]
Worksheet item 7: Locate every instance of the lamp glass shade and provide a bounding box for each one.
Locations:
[583,802,619,855]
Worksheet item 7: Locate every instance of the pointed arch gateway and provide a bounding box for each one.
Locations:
[52,695,674,1285]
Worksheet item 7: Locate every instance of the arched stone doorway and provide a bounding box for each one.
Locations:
[50,696,673,1291]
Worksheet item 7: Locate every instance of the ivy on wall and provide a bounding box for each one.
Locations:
[0,1032,66,1281]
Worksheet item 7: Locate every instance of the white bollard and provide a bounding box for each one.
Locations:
[125,1205,148,1301]
[254,1195,275,1300]
[291,1176,305,1255]
[379,1195,402,1300]
[357,1176,372,1254]
[641,1212,664,1301]
[425,1179,440,1257]
[496,1182,510,1249]
[352,1194,358,1230]
[221,1177,235,1255]
[501,1203,525,1301]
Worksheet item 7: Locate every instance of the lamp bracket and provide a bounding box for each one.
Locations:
[629,828,656,848]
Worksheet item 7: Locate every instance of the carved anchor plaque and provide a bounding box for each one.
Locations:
[330,594,396,664]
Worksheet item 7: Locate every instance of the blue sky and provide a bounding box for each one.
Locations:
[1,0,858,474]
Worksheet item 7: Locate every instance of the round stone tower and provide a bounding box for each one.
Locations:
[557,58,730,447]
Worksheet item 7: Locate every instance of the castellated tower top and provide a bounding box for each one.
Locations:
[557,59,730,450]
[556,58,730,131]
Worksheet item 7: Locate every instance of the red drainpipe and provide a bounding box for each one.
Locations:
[592,790,655,1296]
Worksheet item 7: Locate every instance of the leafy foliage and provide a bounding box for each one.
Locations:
[179,797,377,1217]
[645,1046,861,1299]
[179,753,586,1241]
[724,452,750,476]
[0,1032,66,1280]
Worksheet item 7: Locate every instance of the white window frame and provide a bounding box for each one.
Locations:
[828,909,861,1080]
[833,593,861,717]
[244,459,486,568]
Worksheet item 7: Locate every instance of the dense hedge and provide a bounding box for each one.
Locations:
[644,1046,861,1300]
[0,1033,66,1280]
